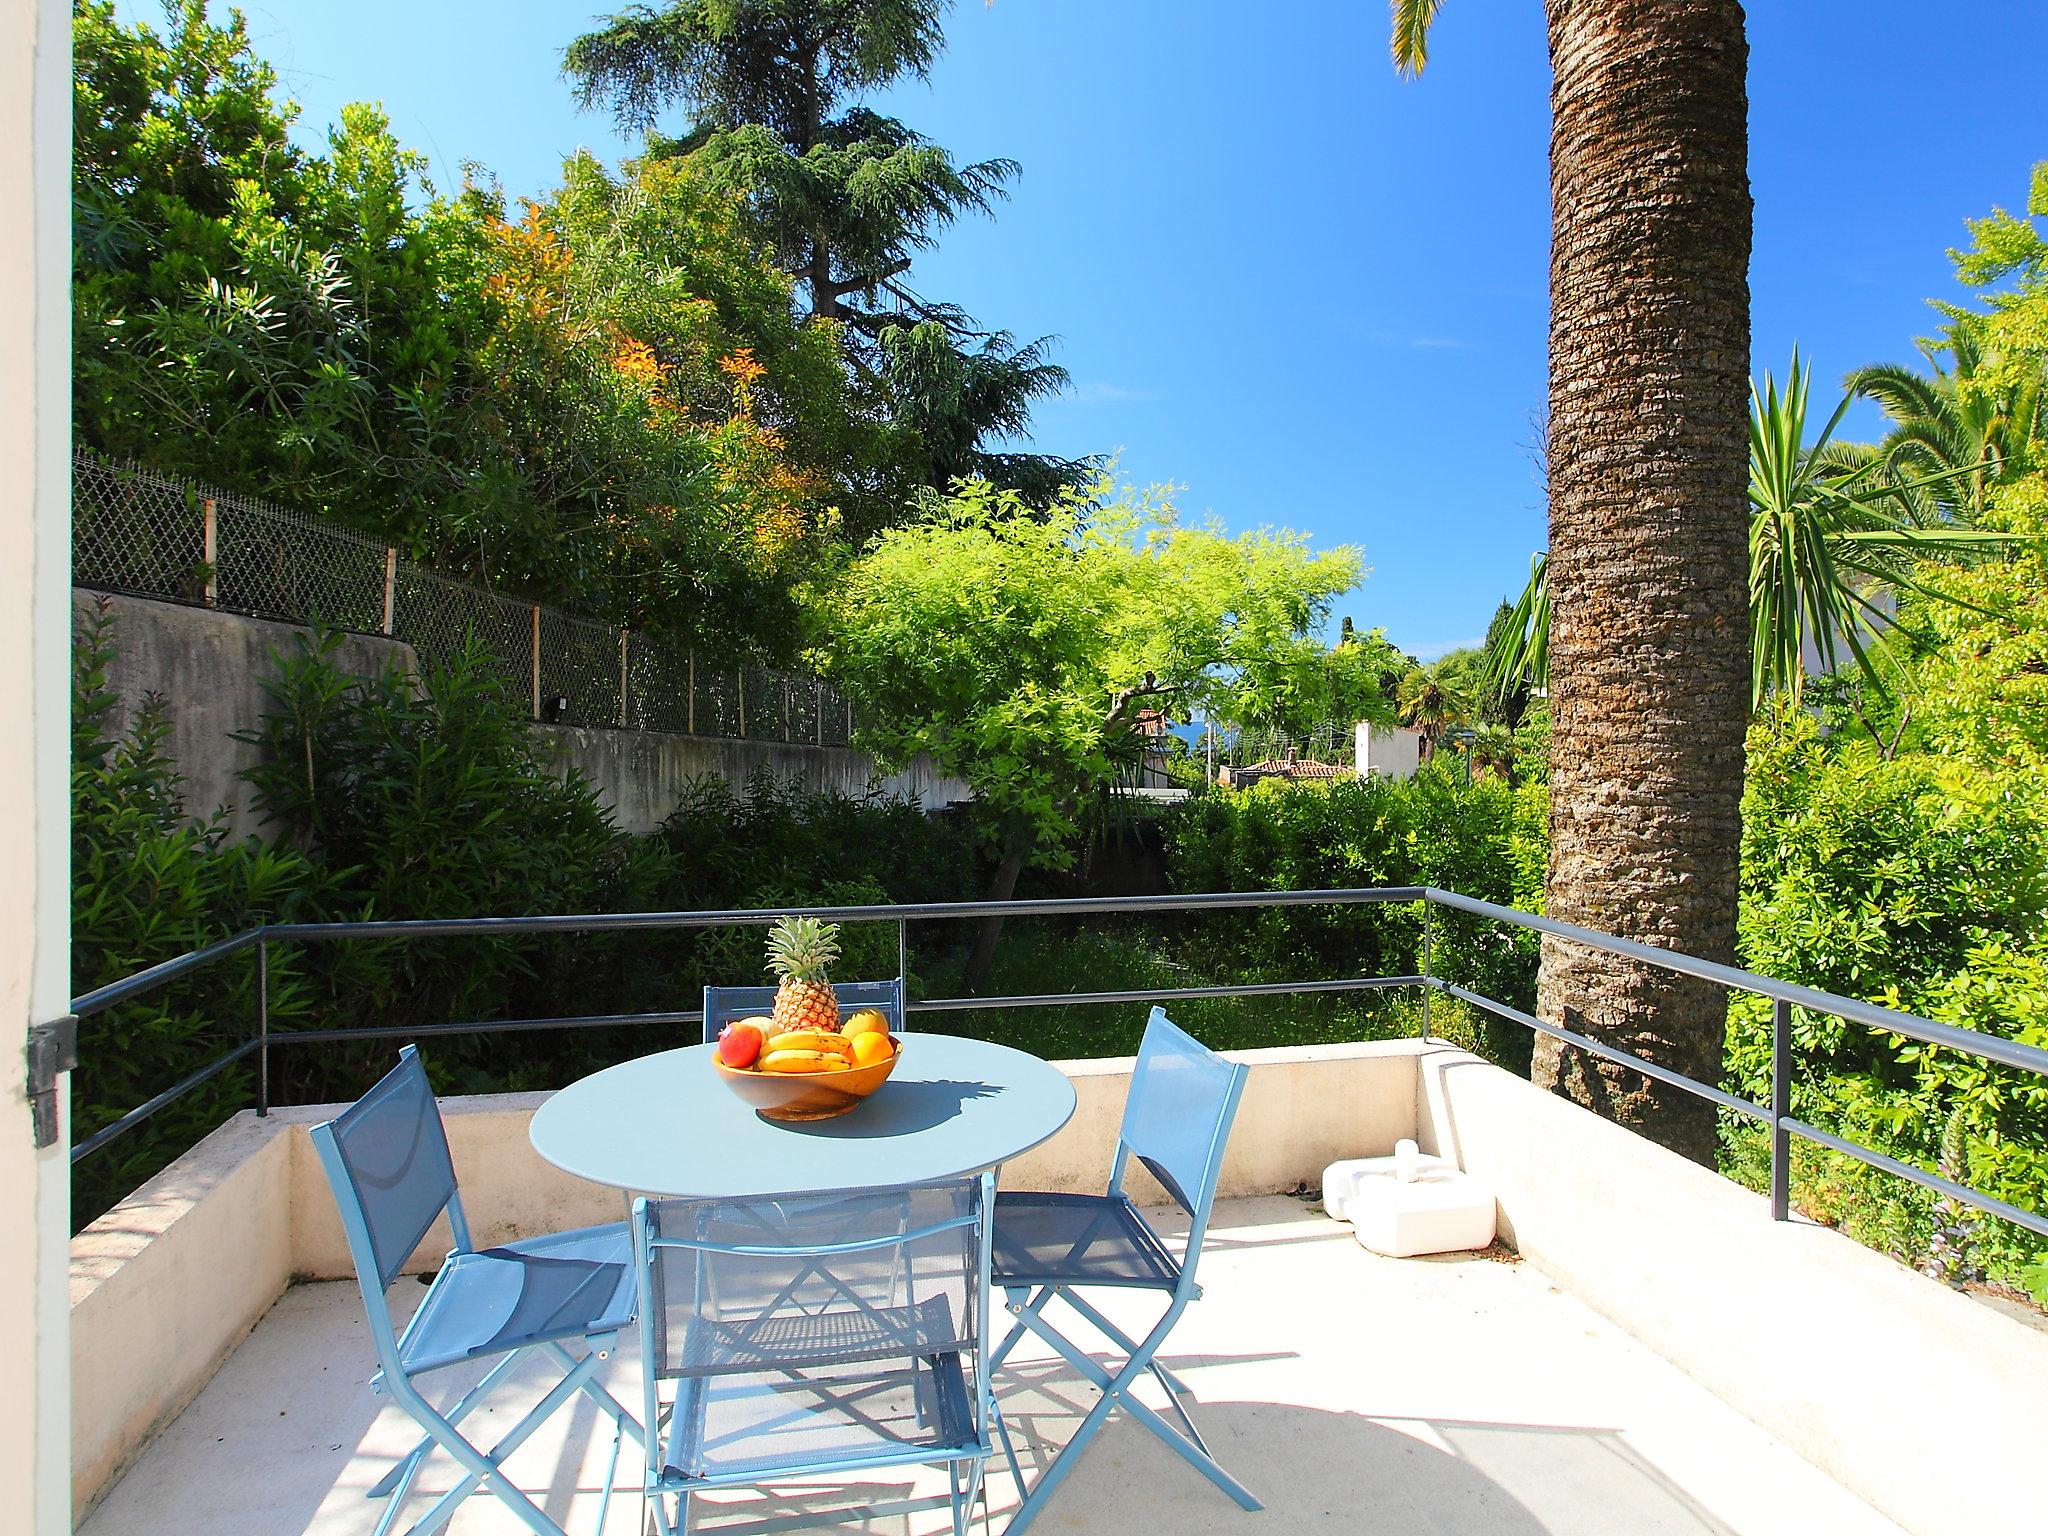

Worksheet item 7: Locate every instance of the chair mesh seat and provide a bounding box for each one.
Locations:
[681,1296,960,1376]
[399,1223,637,1375]
[662,1354,974,1483]
[991,1192,1183,1290]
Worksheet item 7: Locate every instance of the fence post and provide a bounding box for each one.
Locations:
[255,939,270,1117]
[617,630,629,729]
[529,605,542,720]
[1770,997,1792,1220]
[201,498,218,606]
[816,680,825,746]
[783,676,792,742]
[738,668,746,738]
[381,549,397,635]
[687,652,696,735]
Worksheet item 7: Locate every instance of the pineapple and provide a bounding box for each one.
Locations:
[766,915,842,1034]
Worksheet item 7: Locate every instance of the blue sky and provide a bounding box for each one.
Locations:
[128,1,2048,659]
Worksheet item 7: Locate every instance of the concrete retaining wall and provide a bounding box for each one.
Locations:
[538,724,970,833]
[76,589,413,840]
[75,589,971,838]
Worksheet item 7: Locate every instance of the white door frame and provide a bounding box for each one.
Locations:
[2,0,76,1531]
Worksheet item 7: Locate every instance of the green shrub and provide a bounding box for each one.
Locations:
[232,626,681,1098]
[1731,705,2048,1289]
[1158,769,1547,1067]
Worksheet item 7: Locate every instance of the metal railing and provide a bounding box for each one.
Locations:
[65,887,2048,1242]
[71,453,857,745]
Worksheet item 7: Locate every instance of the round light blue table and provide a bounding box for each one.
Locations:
[530,1034,1077,1199]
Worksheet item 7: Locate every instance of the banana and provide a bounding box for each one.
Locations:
[760,1049,850,1074]
[765,1030,852,1058]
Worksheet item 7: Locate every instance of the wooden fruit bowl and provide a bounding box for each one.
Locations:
[713,1039,903,1121]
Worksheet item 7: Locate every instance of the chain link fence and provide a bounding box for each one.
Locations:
[71,454,856,747]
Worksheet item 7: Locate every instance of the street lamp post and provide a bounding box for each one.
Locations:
[1453,726,1478,786]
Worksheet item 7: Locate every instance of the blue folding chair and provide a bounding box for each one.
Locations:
[633,1177,998,1535]
[703,976,905,1043]
[311,1047,645,1536]
[989,1008,1256,1533]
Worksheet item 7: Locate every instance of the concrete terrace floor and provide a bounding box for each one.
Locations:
[80,1197,1905,1536]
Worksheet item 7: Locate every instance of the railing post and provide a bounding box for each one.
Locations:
[381,548,397,635]
[255,939,270,1117]
[200,497,218,606]
[898,918,909,993]
[1420,899,1433,1039]
[1770,996,1792,1220]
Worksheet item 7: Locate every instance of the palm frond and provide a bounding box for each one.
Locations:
[1390,0,1446,78]
[1482,552,1548,699]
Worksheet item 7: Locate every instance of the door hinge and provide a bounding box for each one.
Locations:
[27,1015,77,1149]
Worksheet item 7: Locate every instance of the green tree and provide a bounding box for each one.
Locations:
[1844,326,2043,527]
[72,0,861,653]
[1219,623,1403,738]
[1396,660,1469,759]
[1396,0,1755,1163]
[564,0,1083,510]
[819,476,1361,984]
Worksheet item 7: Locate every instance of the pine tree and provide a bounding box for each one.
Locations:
[565,1,1084,506]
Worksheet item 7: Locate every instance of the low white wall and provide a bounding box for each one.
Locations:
[1415,1044,2048,1536]
[68,1112,295,1514]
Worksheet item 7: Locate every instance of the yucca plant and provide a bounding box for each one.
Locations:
[1485,353,2017,712]
[1747,353,2013,706]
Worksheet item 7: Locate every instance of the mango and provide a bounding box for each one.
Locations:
[842,1009,890,1040]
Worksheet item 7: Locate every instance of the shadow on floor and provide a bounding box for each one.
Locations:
[679,1369,1739,1536]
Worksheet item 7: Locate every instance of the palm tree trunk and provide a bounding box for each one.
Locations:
[1533,0,1753,1165]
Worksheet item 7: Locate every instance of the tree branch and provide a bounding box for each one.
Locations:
[826,258,913,299]
[1102,673,1183,734]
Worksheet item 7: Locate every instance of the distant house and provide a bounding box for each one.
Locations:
[1355,723,1423,781]
[1217,747,1352,790]
[1134,706,1178,788]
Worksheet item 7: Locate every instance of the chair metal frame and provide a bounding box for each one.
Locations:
[311,1046,645,1536]
[989,1008,1258,1534]
[702,977,906,1044]
[632,1172,998,1536]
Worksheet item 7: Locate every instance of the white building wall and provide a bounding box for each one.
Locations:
[1355,722,1422,781]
